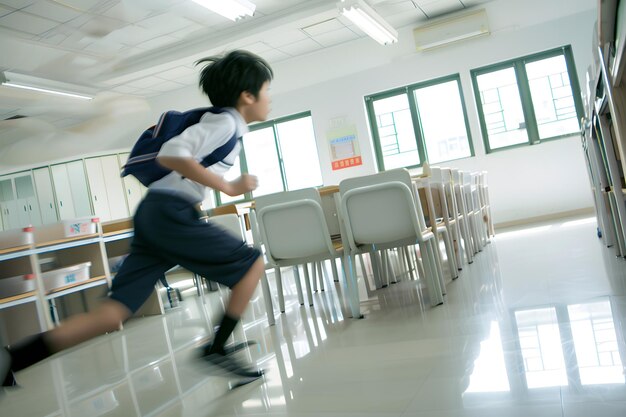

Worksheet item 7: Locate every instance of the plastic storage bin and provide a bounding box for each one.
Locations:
[62,217,99,238]
[0,226,34,251]
[41,262,91,293]
[0,274,36,298]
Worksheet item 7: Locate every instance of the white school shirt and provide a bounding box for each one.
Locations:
[149,107,248,204]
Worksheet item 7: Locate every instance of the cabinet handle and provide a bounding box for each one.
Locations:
[50,203,53,208]
[60,201,63,207]
[94,195,97,201]
[24,206,27,212]
[29,204,32,211]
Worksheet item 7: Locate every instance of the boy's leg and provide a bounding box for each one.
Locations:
[206,257,264,355]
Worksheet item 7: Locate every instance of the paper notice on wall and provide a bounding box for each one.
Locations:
[327,125,362,171]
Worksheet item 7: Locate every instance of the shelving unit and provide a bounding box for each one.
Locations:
[582,0,626,255]
[0,217,164,344]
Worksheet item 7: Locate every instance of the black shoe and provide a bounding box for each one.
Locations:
[202,352,264,378]
[1,348,17,388]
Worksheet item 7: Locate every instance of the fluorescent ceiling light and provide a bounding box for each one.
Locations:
[337,0,398,45]
[191,0,256,21]
[0,72,93,100]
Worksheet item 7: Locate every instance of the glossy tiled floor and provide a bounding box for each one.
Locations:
[2,215,626,417]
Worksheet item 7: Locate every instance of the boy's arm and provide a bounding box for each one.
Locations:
[156,156,257,196]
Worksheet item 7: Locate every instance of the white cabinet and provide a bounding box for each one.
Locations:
[85,156,129,222]
[118,152,146,216]
[0,177,19,230]
[51,161,92,220]
[32,167,58,225]
[15,175,42,228]
[0,173,42,229]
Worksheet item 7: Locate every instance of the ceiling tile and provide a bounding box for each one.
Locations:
[312,27,360,48]
[137,13,193,34]
[301,18,346,37]
[135,35,178,51]
[22,1,81,23]
[157,65,197,80]
[110,85,141,94]
[101,1,153,24]
[0,5,12,17]
[124,76,163,89]
[262,28,310,48]
[168,24,206,40]
[277,37,322,56]
[260,48,292,63]
[147,80,186,92]
[53,0,101,12]
[418,0,465,18]
[0,0,35,9]
[0,10,59,35]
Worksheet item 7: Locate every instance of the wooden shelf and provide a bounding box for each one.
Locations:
[35,233,100,249]
[102,228,133,237]
[45,275,108,298]
[0,291,37,306]
[0,244,32,255]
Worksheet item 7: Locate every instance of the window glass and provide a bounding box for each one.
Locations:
[275,116,323,190]
[372,94,420,169]
[526,55,579,139]
[414,80,472,163]
[243,127,284,198]
[476,67,529,149]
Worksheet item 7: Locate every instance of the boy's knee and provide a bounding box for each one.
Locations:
[98,301,132,330]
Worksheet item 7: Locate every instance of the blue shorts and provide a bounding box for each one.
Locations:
[109,191,261,313]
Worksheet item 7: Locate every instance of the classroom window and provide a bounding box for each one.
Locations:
[366,74,473,171]
[215,112,323,205]
[471,45,583,153]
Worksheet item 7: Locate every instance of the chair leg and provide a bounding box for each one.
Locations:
[358,254,369,284]
[302,263,314,307]
[260,271,275,326]
[402,246,416,280]
[441,229,458,279]
[275,267,285,313]
[312,263,318,293]
[417,242,444,306]
[330,258,340,284]
[370,250,384,289]
[317,262,325,292]
[292,265,305,306]
[341,254,362,319]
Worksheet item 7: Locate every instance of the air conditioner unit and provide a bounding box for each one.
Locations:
[413,9,489,51]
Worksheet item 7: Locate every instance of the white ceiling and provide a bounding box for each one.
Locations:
[0,0,494,129]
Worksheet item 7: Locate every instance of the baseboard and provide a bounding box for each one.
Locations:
[494,207,595,230]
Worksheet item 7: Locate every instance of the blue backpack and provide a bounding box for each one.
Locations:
[121,107,239,187]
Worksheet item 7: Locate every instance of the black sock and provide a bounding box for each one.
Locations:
[207,314,239,355]
[7,333,54,372]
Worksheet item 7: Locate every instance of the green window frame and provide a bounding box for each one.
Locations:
[365,74,474,171]
[214,111,323,205]
[470,45,584,153]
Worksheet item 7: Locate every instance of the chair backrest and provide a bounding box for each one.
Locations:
[255,188,336,263]
[339,169,426,250]
[208,213,244,240]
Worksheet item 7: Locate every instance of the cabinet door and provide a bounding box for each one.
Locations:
[66,161,92,218]
[101,155,129,220]
[15,175,41,226]
[33,167,58,224]
[85,158,111,222]
[51,164,76,219]
[0,178,19,230]
[119,153,145,216]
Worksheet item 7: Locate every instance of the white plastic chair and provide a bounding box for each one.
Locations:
[416,169,459,278]
[339,169,445,307]
[478,171,495,239]
[451,168,475,264]
[253,188,360,319]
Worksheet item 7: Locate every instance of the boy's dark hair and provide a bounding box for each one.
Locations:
[196,50,273,108]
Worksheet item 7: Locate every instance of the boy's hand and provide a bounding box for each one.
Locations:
[226,174,258,196]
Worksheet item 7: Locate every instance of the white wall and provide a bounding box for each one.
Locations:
[150,1,596,224]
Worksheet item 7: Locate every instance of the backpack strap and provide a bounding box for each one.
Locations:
[199,134,240,168]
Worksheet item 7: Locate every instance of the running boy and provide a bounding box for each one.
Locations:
[1,50,273,386]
